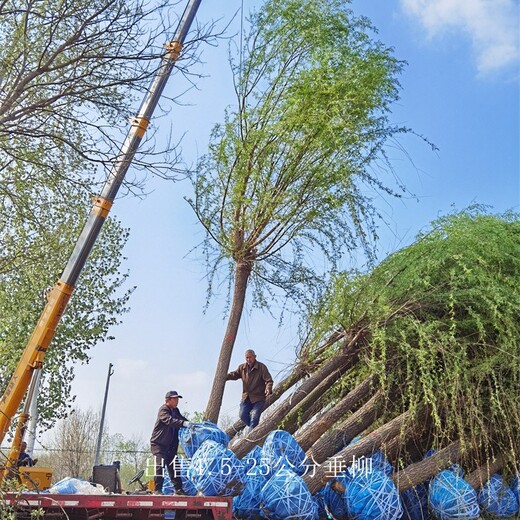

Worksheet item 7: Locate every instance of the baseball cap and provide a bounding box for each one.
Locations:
[165,390,183,399]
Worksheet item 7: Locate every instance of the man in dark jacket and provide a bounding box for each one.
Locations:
[226,349,273,431]
[150,390,191,495]
[17,441,37,467]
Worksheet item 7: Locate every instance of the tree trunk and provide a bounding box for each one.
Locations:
[305,407,416,494]
[465,454,506,490]
[379,410,431,464]
[230,345,361,458]
[392,440,467,492]
[305,390,384,466]
[284,392,332,435]
[279,365,351,434]
[289,373,357,436]
[204,261,252,423]
[295,374,377,451]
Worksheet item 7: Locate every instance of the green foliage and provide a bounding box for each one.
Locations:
[0,168,132,429]
[186,410,206,423]
[310,207,520,465]
[109,434,150,486]
[188,0,417,312]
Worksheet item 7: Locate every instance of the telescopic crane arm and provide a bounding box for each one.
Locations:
[0,0,202,471]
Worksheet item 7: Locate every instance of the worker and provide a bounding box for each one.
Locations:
[150,390,191,495]
[17,441,38,467]
[226,349,273,432]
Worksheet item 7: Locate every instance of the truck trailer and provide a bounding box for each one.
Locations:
[2,493,233,520]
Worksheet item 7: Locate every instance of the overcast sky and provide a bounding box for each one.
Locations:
[39,0,518,449]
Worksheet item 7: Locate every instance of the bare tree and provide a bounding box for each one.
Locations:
[0,0,210,189]
[45,408,101,481]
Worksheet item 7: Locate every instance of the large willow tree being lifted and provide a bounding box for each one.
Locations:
[323,207,519,455]
[228,209,520,491]
[189,0,418,423]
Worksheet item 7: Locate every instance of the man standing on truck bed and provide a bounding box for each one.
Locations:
[226,349,273,433]
[150,390,191,495]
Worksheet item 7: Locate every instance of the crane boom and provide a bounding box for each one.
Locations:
[0,0,202,458]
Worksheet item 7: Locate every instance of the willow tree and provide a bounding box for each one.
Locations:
[224,208,520,490]
[189,0,419,423]
[301,208,520,491]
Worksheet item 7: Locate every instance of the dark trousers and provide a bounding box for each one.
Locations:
[239,397,264,428]
[152,445,182,493]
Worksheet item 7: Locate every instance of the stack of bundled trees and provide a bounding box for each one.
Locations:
[228,209,520,494]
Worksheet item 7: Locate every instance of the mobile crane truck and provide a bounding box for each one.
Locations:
[0,0,233,518]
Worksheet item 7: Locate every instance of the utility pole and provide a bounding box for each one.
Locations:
[94,363,114,467]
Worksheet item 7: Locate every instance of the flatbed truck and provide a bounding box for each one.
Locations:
[2,493,233,519]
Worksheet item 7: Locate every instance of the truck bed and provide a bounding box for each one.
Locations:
[2,493,233,519]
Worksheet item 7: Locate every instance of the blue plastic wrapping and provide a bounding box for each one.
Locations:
[49,477,80,494]
[428,469,480,520]
[260,429,308,476]
[49,477,101,494]
[313,487,332,519]
[344,467,403,520]
[49,477,85,494]
[348,438,393,477]
[400,483,428,520]
[179,421,230,458]
[232,465,269,519]
[161,458,198,496]
[322,473,350,519]
[260,468,318,519]
[369,450,394,476]
[242,445,265,474]
[188,439,245,496]
[477,473,519,518]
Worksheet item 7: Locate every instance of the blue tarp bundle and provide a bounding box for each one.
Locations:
[179,421,230,458]
[49,477,99,494]
[188,439,245,496]
[369,450,394,476]
[322,473,350,519]
[161,458,198,496]
[232,465,268,519]
[261,429,308,476]
[242,445,265,474]
[477,473,519,518]
[344,466,403,520]
[260,468,318,519]
[348,438,393,476]
[400,483,429,520]
[313,487,331,519]
[428,468,480,520]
